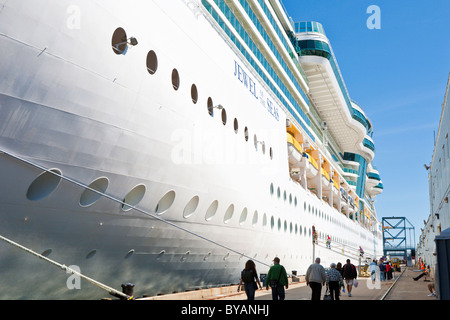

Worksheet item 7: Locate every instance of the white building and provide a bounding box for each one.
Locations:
[416,72,450,268]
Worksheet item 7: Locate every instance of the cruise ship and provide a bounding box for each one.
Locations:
[0,0,384,299]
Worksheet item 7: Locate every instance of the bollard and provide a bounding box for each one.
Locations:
[121,283,135,299]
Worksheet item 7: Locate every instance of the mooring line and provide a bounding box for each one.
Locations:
[0,233,132,300]
[1,149,275,274]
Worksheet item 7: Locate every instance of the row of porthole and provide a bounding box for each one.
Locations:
[26,168,353,250]
[25,169,175,214]
[268,183,353,245]
[26,168,351,247]
[270,181,356,230]
[112,27,274,160]
[27,169,314,239]
[27,170,352,256]
[270,183,298,206]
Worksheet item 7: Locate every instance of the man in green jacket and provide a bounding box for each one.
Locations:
[266,257,289,300]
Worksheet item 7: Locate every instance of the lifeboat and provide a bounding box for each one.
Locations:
[332,172,340,196]
[321,167,330,187]
[287,132,303,166]
[303,148,319,178]
[321,160,333,188]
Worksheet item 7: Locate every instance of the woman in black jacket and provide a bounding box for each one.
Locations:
[238,260,263,300]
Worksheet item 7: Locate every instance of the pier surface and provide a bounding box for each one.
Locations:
[142,266,437,300]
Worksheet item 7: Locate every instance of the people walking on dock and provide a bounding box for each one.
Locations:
[369,259,378,282]
[326,235,331,249]
[238,260,262,300]
[306,257,326,300]
[379,260,386,281]
[342,259,357,297]
[386,262,393,280]
[265,257,288,300]
[326,263,343,300]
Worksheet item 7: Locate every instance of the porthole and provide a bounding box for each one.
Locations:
[277,218,282,231]
[277,187,281,199]
[223,204,234,224]
[239,208,248,225]
[122,184,146,211]
[26,169,62,201]
[146,50,158,74]
[269,147,273,159]
[112,27,127,55]
[172,68,180,90]
[191,84,198,104]
[283,190,287,202]
[221,108,227,125]
[205,200,219,221]
[155,190,176,215]
[270,183,274,196]
[270,216,275,230]
[252,210,258,227]
[183,195,199,218]
[244,127,249,141]
[289,194,292,205]
[80,177,109,207]
[207,97,214,117]
[263,213,268,227]
[234,118,239,133]
[254,134,258,149]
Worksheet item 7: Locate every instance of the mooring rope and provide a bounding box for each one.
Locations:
[0,233,131,300]
[0,148,281,297]
[0,149,274,267]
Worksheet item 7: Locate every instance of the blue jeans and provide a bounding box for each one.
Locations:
[380,271,386,281]
[271,285,285,300]
[244,282,257,300]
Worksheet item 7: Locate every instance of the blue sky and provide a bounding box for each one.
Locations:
[282,0,450,246]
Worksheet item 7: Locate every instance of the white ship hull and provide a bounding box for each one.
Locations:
[0,0,382,299]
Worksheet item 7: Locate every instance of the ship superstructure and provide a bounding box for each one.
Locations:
[0,0,383,299]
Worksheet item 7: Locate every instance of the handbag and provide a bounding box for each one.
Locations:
[323,287,332,300]
[269,266,284,288]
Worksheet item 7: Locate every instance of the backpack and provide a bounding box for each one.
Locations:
[343,263,356,279]
[241,269,254,283]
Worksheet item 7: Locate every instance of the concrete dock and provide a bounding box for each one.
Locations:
[142,266,437,300]
[216,266,436,300]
